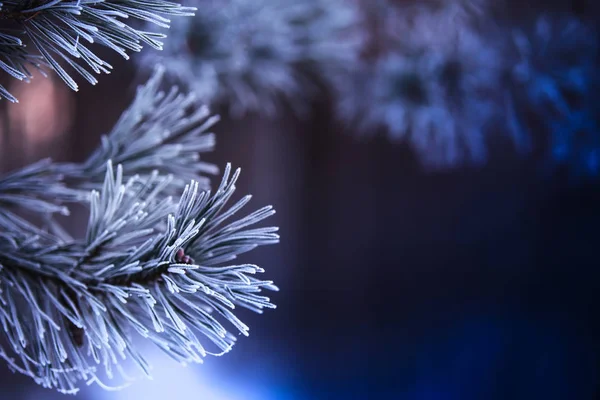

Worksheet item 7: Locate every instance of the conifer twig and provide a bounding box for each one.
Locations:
[0,0,195,102]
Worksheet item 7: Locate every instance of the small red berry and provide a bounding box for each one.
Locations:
[175,248,195,264]
[175,248,185,263]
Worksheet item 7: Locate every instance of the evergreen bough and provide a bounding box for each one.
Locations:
[0,68,279,394]
[0,0,195,102]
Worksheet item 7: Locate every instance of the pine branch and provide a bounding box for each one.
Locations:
[60,65,219,197]
[138,0,363,116]
[0,161,279,394]
[0,67,278,393]
[0,0,195,102]
[506,14,600,176]
[335,1,600,177]
[336,38,502,168]
[0,158,80,245]
[0,67,218,238]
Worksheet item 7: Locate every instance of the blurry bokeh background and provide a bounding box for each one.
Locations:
[1,0,600,399]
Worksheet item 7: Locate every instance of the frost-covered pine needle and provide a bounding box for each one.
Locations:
[0,67,279,393]
[0,66,218,231]
[335,2,504,168]
[336,0,600,176]
[0,0,196,102]
[138,0,364,117]
[60,66,219,197]
[0,161,279,394]
[505,14,600,176]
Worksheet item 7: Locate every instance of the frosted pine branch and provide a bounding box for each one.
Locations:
[0,67,218,230]
[0,161,279,394]
[138,0,364,117]
[60,66,219,197]
[336,36,503,167]
[0,158,80,245]
[0,0,195,102]
[505,14,600,176]
[0,67,278,393]
[334,1,600,177]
